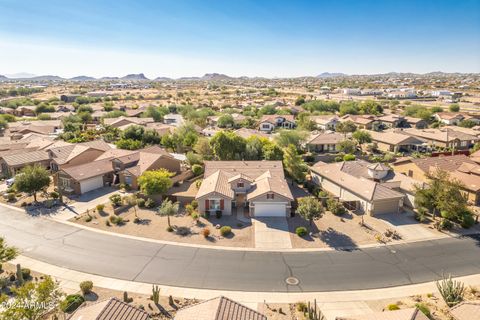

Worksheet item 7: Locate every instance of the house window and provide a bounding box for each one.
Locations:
[60,177,70,188]
[461,141,467,147]
[262,124,270,129]
[209,199,221,210]
[124,175,132,185]
[408,170,413,177]
[267,193,275,199]
[237,182,244,188]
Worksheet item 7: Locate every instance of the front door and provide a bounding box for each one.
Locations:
[235,194,246,207]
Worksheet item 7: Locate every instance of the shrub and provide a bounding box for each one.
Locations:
[296,302,307,312]
[343,154,356,161]
[415,303,430,317]
[109,194,122,207]
[191,212,199,220]
[185,204,195,215]
[79,280,93,295]
[49,191,59,199]
[334,156,343,162]
[61,294,85,313]
[166,226,174,232]
[202,227,211,238]
[21,268,31,279]
[440,219,453,230]
[176,226,191,236]
[220,226,232,236]
[85,215,92,222]
[137,198,146,207]
[437,273,465,307]
[96,204,105,212]
[109,215,124,225]
[461,212,475,229]
[195,179,203,189]
[192,164,203,176]
[145,198,156,208]
[7,192,15,202]
[387,304,400,311]
[296,227,308,237]
[191,200,198,209]
[415,207,427,222]
[215,210,222,219]
[133,217,140,224]
[326,197,347,215]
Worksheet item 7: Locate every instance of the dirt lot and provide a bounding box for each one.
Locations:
[71,205,254,248]
[288,211,378,249]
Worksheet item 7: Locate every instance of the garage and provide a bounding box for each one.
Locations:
[253,203,286,217]
[371,199,401,215]
[80,176,104,194]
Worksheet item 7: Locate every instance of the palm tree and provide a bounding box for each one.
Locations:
[157,200,179,228]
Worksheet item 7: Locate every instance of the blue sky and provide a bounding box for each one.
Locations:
[0,0,479,78]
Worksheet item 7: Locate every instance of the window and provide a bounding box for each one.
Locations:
[237,182,244,188]
[209,199,221,210]
[408,170,413,177]
[262,124,270,129]
[60,177,70,188]
[461,141,467,147]
[124,175,132,185]
[267,193,275,199]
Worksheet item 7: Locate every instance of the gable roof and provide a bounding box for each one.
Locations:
[259,114,295,125]
[246,171,294,200]
[306,132,345,145]
[204,161,284,179]
[174,296,266,320]
[196,170,235,199]
[409,154,476,173]
[369,130,424,146]
[69,297,150,320]
[2,150,50,166]
[61,158,114,181]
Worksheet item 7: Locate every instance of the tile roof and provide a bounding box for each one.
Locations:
[369,130,424,145]
[69,297,150,320]
[174,296,266,320]
[61,158,113,181]
[2,150,50,166]
[246,172,294,201]
[336,307,429,320]
[196,170,235,199]
[259,114,295,125]
[402,128,479,143]
[203,161,285,179]
[410,154,476,173]
[306,132,345,145]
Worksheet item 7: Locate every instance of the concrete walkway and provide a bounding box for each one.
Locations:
[373,211,438,241]
[253,217,292,249]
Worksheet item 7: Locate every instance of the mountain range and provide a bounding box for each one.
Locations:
[0,71,477,82]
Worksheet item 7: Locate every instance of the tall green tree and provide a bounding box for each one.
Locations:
[283,144,307,182]
[336,121,357,135]
[274,130,307,149]
[0,237,18,264]
[296,197,324,226]
[157,200,179,228]
[138,169,173,196]
[352,130,372,147]
[210,131,246,160]
[14,165,50,202]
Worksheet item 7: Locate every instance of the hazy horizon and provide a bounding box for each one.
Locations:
[1,0,479,78]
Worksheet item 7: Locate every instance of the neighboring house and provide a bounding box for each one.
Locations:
[450,300,480,320]
[7,120,62,138]
[103,116,154,128]
[404,116,428,129]
[310,115,339,130]
[14,105,37,117]
[392,154,480,205]
[174,296,267,320]
[202,127,222,137]
[368,129,426,153]
[145,123,176,136]
[49,140,111,172]
[336,307,429,320]
[339,115,378,130]
[196,161,294,217]
[163,113,185,127]
[433,112,472,125]
[207,113,246,127]
[116,146,181,190]
[258,115,295,132]
[376,114,408,129]
[60,94,80,103]
[0,150,50,177]
[310,161,405,215]
[305,132,345,153]
[401,128,479,150]
[68,297,150,320]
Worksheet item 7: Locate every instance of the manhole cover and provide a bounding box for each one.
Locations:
[390,249,397,254]
[285,277,300,285]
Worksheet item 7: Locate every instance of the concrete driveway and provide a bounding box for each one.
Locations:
[373,211,437,241]
[253,217,292,249]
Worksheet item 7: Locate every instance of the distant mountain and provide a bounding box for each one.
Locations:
[317,72,347,78]
[0,75,8,80]
[153,76,172,81]
[99,76,119,80]
[178,76,201,80]
[5,72,36,79]
[201,73,232,80]
[28,75,64,81]
[121,73,149,80]
[70,75,96,81]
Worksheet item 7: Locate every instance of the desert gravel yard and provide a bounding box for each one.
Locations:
[71,206,254,248]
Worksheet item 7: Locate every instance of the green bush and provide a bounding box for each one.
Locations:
[109,194,122,207]
[343,154,356,161]
[296,227,308,237]
[137,198,146,207]
[145,198,156,208]
[326,197,346,215]
[191,212,199,220]
[192,164,203,176]
[440,219,453,230]
[334,156,343,162]
[191,200,198,209]
[387,304,400,311]
[220,226,232,236]
[85,215,92,222]
[61,294,85,313]
[461,213,475,229]
[415,207,427,222]
[109,215,124,225]
[415,303,430,317]
[21,268,31,279]
[7,192,15,202]
[166,226,174,232]
[296,302,307,312]
[185,204,195,215]
[49,191,59,199]
[79,280,93,295]
[96,204,105,212]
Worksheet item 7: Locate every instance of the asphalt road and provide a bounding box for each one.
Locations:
[0,206,479,292]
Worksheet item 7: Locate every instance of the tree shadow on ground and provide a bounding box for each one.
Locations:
[319,227,358,250]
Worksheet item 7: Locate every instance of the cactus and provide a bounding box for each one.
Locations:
[16,264,24,286]
[123,291,129,303]
[305,300,325,320]
[168,295,174,306]
[436,273,465,307]
[152,285,160,304]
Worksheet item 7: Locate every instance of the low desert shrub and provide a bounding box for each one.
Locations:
[79,281,93,295]
[21,268,31,279]
[220,226,231,236]
[137,198,146,207]
[61,294,85,313]
[387,304,400,311]
[192,164,203,176]
[295,227,307,237]
[415,303,430,317]
[145,198,156,208]
[202,228,211,238]
[96,204,105,212]
[109,194,122,207]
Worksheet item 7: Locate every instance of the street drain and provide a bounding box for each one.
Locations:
[285,277,299,285]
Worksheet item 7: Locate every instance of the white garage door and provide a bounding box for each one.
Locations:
[80,176,104,194]
[254,203,286,217]
[372,199,400,215]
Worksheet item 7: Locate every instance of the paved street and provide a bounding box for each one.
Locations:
[0,205,479,293]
